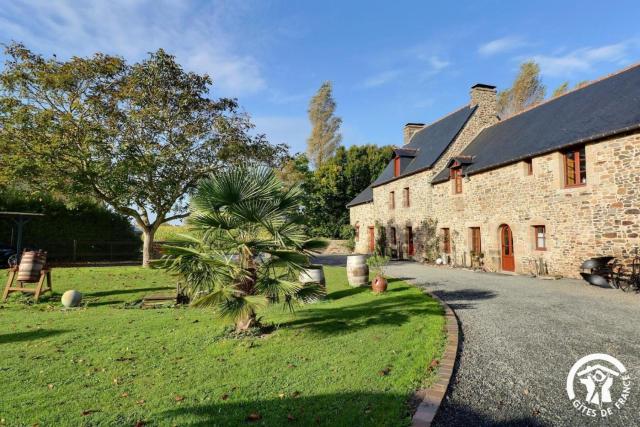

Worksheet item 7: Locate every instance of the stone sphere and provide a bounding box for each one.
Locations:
[61,290,82,308]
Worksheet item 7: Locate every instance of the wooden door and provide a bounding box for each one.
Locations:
[406,226,414,256]
[501,225,515,271]
[368,226,375,253]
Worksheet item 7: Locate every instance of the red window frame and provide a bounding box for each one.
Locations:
[563,146,587,187]
[394,157,401,177]
[442,228,451,254]
[403,187,410,207]
[471,227,481,254]
[534,225,546,250]
[389,191,395,209]
[451,168,463,194]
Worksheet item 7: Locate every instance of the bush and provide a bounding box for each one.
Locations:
[0,189,140,261]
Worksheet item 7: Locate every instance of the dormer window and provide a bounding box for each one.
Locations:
[394,157,400,177]
[447,156,472,194]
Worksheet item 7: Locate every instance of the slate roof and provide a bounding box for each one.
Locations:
[400,105,477,177]
[346,185,374,208]
[346,105,476,207]
[432,64,640,184]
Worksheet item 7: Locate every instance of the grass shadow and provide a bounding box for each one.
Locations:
[0,329,67,344]
[326,286,368,300]
[282,291,441,335]
[157,392,547,427]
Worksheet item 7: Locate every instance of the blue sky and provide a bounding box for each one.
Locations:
[1,0,640,155]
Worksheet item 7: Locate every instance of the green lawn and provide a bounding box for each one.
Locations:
[0,266,445,426]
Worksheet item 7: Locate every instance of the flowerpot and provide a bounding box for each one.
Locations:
[371,276,388,293]
[299,265,326,301]
[346,255,369,287]
[299,265,326,286]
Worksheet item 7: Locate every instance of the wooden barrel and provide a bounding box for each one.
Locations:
[17,251,46,282]
[299,265,326,286]
[347,255,369,287]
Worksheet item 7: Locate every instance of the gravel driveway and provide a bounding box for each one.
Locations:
[383,262,640,426]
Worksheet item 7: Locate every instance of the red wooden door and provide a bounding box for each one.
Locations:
[501,225,515,271]
[368,227,375,253]
[407,226,414,256]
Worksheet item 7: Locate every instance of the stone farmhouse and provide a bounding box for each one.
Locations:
[347,64,640,278]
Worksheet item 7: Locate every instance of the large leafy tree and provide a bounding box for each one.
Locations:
[306,81,342,168]
[497,61,546,118]
[156,167,326,331]
[308,144,394,237]
[0,43,287,266]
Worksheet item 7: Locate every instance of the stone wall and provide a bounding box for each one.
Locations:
[349,77,639,278]
[349,87,499,260]
[429,131,640,278]
[349,126,640,278]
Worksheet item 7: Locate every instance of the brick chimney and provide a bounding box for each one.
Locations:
[470,83,497,116]
[403,123,424,145]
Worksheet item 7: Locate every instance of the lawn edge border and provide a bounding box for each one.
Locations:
[411,291,459,427]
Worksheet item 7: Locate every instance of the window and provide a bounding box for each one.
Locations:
[470,227,481,254]
[451,168,463,194]
[403,187,410,207]
[442,228,451,253]
[534,225,546,250]
[563,146,587,187]
[389,191,395,209]
[391,227,397,245]
[394,157,401,177]
[355,225,360,242]
[525,158,533,176]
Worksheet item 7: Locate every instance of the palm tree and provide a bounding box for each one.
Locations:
[156,166,327,331]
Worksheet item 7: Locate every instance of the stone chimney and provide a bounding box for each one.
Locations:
[403,123,424,145]
[470,83,497,116]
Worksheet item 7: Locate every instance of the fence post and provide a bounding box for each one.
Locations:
[73,239,77,262]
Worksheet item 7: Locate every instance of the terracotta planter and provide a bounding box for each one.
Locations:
[371,275,388,293]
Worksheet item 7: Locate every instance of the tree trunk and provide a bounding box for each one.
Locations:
[142,227,154,268]
[235,262,258,331]
[235,311,257,332]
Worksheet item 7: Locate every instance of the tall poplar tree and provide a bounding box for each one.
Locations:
[552,81,570,97]
[497,61,546,117]
[306,81,342,168]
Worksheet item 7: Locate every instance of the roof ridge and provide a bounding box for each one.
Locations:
[406,104,473,145]
[496,61,640,124]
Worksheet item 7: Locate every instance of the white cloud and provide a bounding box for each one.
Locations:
[359,51,450,89]
[0,0,267,97]
[361,70,402,88]
[478,36,527,56]
[530,42,633,77]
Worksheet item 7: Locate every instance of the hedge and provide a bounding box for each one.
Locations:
[0,190,141,261]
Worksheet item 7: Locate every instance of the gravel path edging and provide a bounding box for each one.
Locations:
[412,291,459,427]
